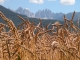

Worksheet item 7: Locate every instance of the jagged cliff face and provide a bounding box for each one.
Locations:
[35,9,53,19]
[16,7,35,17]
[15,7,80,20]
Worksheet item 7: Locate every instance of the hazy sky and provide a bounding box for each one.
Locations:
[0,0,80,13]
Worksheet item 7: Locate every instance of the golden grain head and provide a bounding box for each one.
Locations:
[0,11,80,60]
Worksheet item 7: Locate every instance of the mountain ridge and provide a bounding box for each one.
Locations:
[0,5,27,25]
[15,7,80,20]
[0,5,80,21]
[0,5,79,29]
[15,7,35,18]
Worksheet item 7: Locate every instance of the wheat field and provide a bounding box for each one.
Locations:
[0,11,80,60]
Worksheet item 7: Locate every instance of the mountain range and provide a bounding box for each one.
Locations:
[0,5,63,28]
[0,5,27,25]
[0,5,79,28]
[15,7,35,18]
[15,7,80,20]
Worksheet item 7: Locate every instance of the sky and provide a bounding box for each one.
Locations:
[0,0,80,13]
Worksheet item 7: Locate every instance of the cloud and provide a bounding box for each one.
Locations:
[25,8,29,10]
[29,0,44,4]
[0,0,5,4]
[0,0,8,4]
[60,0,75,5]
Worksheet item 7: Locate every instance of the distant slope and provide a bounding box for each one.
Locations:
[0,5,62,27]
[0,5,27,25]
